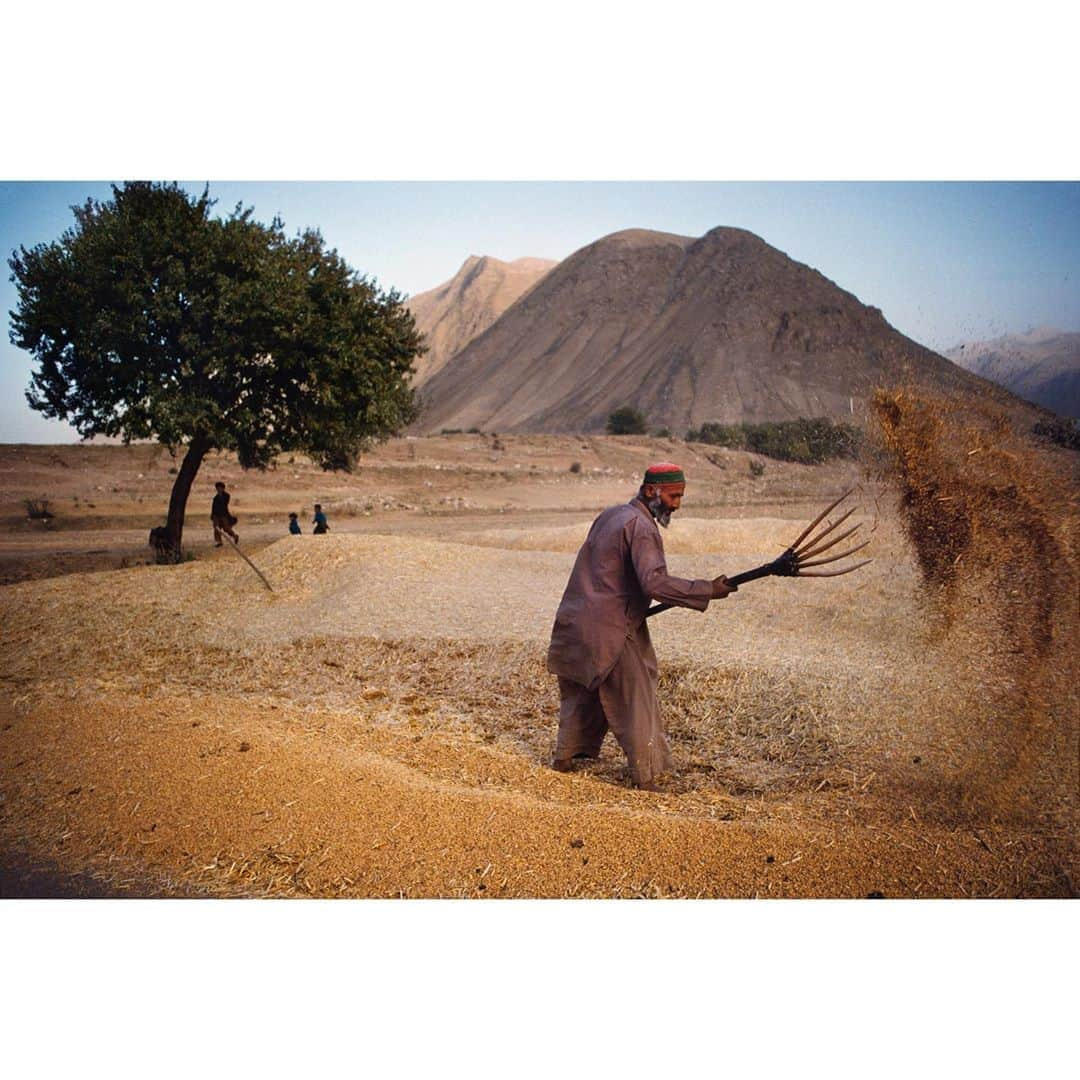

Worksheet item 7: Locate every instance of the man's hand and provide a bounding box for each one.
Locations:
[711,574,737,599]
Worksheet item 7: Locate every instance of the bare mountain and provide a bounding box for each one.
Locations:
[406,255,556,387]
[414,227,1024,435]
[944,328,1080,419]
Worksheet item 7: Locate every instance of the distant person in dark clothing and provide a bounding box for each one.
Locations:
[148,525,173,564]
[312,504,329,534]
[211,481,239,546]
[288,512,302,535]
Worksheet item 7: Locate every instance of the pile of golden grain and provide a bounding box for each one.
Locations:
[1,434,1075,895]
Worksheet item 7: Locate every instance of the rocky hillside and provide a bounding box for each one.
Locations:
[413,227,1029,435]
[406,255,556,386]
[944,328,1080,419]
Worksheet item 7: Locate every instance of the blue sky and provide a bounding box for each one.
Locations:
[2,180,1078,442]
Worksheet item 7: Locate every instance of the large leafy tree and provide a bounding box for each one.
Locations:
[9,182,423,559]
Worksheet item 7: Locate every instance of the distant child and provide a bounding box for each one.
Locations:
[288,512,302,535]
[312,504,330,534]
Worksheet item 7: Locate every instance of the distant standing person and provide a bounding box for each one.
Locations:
[211,481,239,546]
[312,504,330,534]
[288,512,302,535]
[148,525,172,564]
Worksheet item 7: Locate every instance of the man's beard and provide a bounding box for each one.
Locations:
[646,494,672,529]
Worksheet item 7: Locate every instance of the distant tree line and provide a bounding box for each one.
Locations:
[685,417,862,464]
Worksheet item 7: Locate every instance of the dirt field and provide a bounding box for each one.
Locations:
[1,432,1076,897]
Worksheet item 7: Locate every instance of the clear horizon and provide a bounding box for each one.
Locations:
[2,180,1078,443]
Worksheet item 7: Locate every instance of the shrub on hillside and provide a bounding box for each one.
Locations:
[25,497,54,521]
[1032,417,1080,451]
[607,406,648,435]
[686,417,861,464]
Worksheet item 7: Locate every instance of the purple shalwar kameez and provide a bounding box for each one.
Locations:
[546,497,713,785]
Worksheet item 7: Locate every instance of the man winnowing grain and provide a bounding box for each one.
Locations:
[546,463,736,791]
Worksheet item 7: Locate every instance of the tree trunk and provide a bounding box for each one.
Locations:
[160,433,211,563]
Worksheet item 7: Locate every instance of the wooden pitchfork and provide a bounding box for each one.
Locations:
[220,532,274,593]
[645,488,871,619]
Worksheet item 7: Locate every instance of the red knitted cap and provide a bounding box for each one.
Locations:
[644,462,685,486]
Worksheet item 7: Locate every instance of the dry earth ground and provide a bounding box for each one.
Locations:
[0,434,853,583]
[1,435,1076,897]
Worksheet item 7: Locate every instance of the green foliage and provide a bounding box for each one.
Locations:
[1032,417,1080,451]
[652,427,672,439]
[9,182,424,471]
[748,459,766,477]
[606,406,648,435]
[686,417,861,464]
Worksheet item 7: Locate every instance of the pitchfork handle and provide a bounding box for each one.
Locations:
[644,556,787,619]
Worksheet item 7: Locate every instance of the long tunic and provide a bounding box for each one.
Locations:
[546,498,714,785]
[547,498,713,691]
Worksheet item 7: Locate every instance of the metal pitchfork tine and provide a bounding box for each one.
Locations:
[645,488,871,618]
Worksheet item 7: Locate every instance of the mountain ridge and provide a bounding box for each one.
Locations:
[944,328,1080,418]
[406,254,557,387]
[414,226,1029,435]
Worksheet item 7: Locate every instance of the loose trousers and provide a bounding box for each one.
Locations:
[212,514,238,545]
[555,623,673,786]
